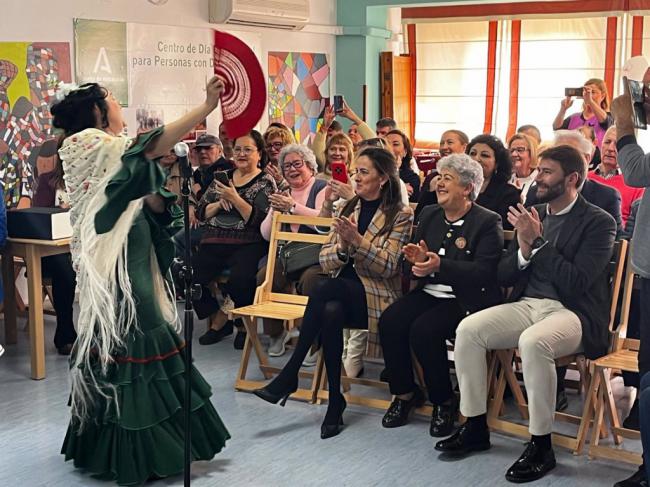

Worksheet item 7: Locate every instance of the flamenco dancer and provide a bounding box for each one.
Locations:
[52,77,230,485]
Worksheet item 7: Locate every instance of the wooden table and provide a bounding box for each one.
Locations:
[2,237,71,379]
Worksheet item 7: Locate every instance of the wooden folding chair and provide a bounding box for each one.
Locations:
[229,213,333,403]
[488,239,628,453]
[581,255,643,465]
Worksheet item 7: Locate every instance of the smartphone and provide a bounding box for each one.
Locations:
[331,161,349,184]
[333,94,344,113]
[214,171,230,186]
[625,76,648,130]
[565,87,583,98]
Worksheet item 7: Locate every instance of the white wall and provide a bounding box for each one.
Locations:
[0,0,338,128]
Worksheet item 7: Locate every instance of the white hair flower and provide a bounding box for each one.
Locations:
[53,82,81,102]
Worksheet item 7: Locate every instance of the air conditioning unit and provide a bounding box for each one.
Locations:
[209,0,310,31]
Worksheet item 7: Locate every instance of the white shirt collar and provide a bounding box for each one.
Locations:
[547,194,579,216]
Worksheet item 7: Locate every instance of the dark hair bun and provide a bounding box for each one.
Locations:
[51,83,109,137]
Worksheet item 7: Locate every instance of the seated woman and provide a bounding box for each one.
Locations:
[386,129,421,202]
[253,147,413,439]
[32,157,77,355]
[508,132,539,203]
[552,77,613,146]
[263,125,295,191]
[258,144,327,357]
[193,130,276,347]
[416,129,469,220]
[379,153,503,437]
[466,134,521,230]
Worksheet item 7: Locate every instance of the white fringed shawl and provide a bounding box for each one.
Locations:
[58,129,151,423]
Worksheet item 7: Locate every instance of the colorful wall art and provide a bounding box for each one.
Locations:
[268,52,330,145]
[0,42,72,207]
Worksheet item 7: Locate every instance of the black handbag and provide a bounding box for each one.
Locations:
[278,241,322,275]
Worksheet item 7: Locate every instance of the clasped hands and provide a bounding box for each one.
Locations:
[507,203,543,258]
[403,240,441,277]
[269,191,295,213]
[333,214,362,251]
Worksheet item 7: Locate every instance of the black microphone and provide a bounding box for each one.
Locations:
[174,142,192,179]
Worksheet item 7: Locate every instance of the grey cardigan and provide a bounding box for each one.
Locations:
[617,135,650,278]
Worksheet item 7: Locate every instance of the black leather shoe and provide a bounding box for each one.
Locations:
[430,396,459,437]
[505,442,556,483]
[434,422,491,457]
[614,467,648,487]
[382,388,425,428]
[623,400,640,431]
[555,389,569,412]
[198,321,233,345]
[321,396,347,439]
[233,329,247,350]
[253,379,298,407]
[57,343,74,356]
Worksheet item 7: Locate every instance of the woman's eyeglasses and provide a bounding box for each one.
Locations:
[266,142,284,150]
[282,160,305,170]
[233,146,257,155]
[509,147,529,154]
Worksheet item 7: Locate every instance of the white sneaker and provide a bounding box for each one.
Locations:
[302,348,319,367]
[0,344,4,357]
[268,330,290,357]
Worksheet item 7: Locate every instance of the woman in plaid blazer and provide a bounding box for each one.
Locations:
[254,147,413,439]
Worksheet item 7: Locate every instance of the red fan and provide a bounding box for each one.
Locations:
[213,30,266,140]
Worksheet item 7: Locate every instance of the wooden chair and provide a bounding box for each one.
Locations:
[580,255,643,465]
[228,213,333,403]
[487,239,628,453]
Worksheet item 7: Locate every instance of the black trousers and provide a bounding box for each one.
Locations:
[379,289,463,405]
[273,276,368,399]
[192,241,268,320]
[41,254,77,349]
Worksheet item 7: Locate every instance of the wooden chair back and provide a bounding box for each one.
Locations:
[259,212,333,306]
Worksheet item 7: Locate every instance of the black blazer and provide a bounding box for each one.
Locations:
[525,179,622,235]
[498,195,617,359]
[412,203,504,316]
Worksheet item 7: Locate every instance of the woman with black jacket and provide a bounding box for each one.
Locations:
[378,153,503,438]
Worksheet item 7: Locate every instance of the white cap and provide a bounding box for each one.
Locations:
[622,56,649,82]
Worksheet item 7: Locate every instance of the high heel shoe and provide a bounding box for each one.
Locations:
[252,380,298,407]
[321,396,347,439]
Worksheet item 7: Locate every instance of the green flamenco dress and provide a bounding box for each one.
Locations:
[61,128,230,485]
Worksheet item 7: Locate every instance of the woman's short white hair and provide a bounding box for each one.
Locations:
[278,144,318,175]
[436,153,484,201]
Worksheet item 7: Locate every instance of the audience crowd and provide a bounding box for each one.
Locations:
[6,72,650,486]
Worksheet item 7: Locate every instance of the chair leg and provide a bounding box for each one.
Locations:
[589,369,608,455]
[575,368,601,455]
[601,368,623,445]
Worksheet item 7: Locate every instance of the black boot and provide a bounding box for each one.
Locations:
[382,388,425,428]
[505,439,556,483]
[435,417,490,457]
[198,320,234,345]
[321,395,347,439]
[430,395,459,437]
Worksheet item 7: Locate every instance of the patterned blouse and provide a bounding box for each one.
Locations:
[197,168,276,245]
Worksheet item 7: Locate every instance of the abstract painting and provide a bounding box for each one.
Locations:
[268,52,330,145]
[0,42,72,207]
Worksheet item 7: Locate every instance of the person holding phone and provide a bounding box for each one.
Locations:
[552,78,613,146]
[253,147,413,439]
[193,130,276,348]
[311,100,375,170]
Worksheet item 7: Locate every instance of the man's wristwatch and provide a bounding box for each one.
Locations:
[531,236,547,251]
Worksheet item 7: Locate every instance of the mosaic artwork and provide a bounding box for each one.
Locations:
[268,52,330,145]
[0,42,71,207]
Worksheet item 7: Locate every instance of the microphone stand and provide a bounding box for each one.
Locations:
[177,148,201,487]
